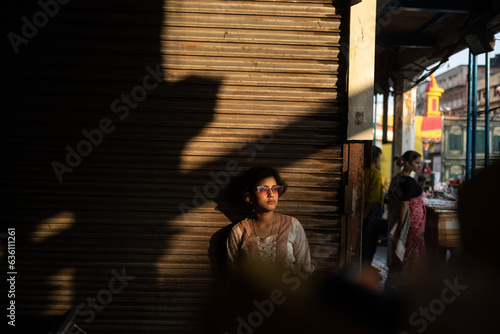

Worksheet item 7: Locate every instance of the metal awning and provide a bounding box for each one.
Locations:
[375,0,500,93]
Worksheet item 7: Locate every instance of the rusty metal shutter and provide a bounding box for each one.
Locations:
[3,0,346,333]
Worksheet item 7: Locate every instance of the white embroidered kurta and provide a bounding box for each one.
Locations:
[226,215,315,273]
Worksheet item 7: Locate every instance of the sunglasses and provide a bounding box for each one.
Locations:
[255,185,284,197]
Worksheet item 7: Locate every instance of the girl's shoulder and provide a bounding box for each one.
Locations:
[236,217,249,225]
[402,174,417,182]
[231,218,250,232]
[283,215,304,231]
[398,175,422,198]
[392,174,417,186]
[278,213,298,223]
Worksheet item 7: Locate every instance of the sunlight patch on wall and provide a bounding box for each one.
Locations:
[156,201,216,284]
[41,267,76,316]
[31,211,75,243]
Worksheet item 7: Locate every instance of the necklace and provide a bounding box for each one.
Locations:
[251,214,275,239]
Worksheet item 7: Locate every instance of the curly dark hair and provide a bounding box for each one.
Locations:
[241,166,288,197]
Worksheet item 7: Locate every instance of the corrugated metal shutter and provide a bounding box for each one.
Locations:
[3,0,346,333]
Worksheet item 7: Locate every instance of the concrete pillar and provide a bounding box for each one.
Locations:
[347,0,376,140]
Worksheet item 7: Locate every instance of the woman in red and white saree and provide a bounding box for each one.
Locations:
[387,151,426,288]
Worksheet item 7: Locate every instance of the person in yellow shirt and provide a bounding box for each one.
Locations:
[362,146,384,265]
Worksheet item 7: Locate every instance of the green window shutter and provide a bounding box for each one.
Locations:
[476,129,485,154]
[493,135,500,152]
[449,133,463,151]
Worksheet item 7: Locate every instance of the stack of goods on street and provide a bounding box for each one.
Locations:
[424,181,460,253]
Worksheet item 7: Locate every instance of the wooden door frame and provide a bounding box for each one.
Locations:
[340,141,369,273]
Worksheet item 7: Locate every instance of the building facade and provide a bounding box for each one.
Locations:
[417,58,500,118]
[477,70,500,113]
[442,117,500,180]
[416,56,500,181]
[417,65,480,117]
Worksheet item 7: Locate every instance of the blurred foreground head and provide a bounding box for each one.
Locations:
[458,161,500,265]
[204,261,402,334]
